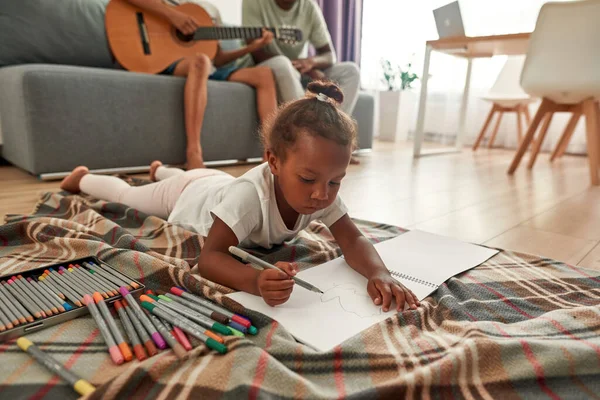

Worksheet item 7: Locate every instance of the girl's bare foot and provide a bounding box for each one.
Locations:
[60,166,89,193]
[350,156,360,165]
[149,160,163,182]
[186,149,205,170]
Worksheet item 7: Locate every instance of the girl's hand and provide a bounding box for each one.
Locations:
[256,262,298,307]
[367,272,420,312]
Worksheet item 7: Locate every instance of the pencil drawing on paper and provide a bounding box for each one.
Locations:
[320,283,382,318]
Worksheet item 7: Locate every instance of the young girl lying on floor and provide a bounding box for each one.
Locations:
[61,82,419,311]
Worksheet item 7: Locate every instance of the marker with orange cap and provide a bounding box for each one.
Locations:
[95,261,140,290]
[36,276,65,300]
[56,269,87,299]
[64,267,108,299]
[11,276,49,317]
[145,291,192,351]
[149,294,232,337]
[139,295,186,358]
[121,299,157,357]
[24,277,62,314]
[141,301,227,354]
[35,277,71,311]
[141,296,225,344]
[46,268,86,300]
[40,272,83,307]
[82,267,119,296]
[0,282,33,323]
[114,300,147,361]
[4,280,43,319]
[85,263,133,291]
[74,265,117,297]
[93,292,132,362]
[119,287,166,349]
[83,294,124,365]
[0,286,20,326]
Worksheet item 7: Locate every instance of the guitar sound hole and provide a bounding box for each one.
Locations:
[175,30,194,42]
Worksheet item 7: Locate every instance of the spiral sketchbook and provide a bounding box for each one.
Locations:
[227,230,498,351]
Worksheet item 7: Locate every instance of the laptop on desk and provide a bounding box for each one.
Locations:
[433,1,468,53]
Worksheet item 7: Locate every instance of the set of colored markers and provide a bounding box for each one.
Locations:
[90,286,258,364]
[0,260,140,333]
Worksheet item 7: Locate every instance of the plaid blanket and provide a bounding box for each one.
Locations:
[1,191,600,399]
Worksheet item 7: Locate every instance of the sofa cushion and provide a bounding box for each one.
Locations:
[0,0,114,68]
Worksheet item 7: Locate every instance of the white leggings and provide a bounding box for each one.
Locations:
[79,166,227,219]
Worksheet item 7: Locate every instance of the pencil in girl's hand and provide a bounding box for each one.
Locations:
[17,337,96,396]
[228,246,324,294]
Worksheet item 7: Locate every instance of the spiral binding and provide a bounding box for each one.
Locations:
[390,271,437,288]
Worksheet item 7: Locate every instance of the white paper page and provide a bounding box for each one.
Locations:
[228,256,396,351]
[376,230,498,286]
[227,230,498,351]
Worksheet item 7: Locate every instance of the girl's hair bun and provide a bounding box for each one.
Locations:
[306,80,344,105]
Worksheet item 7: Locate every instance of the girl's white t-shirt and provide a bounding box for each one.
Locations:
[168,163,348,248]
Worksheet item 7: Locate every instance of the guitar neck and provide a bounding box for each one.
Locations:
[193,27,275,41]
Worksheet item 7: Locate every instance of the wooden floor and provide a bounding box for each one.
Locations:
[1,140,599,271]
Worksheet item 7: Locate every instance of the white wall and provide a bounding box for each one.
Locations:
[201,0,242,24]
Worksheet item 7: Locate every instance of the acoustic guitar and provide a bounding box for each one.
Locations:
[105,0,303,74]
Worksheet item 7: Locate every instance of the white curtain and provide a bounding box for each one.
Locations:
[360,0,587,154]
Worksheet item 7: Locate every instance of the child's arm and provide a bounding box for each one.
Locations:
[329,215,420,312]
[198,217,298,306]
[213,30,274,68]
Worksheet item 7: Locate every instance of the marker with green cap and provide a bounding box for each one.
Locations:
[141,301,227,354]
[169,287,258,335]
[151,294,233,336]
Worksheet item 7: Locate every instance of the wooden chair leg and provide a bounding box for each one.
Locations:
[524,105,532,125]
[596,101,600,161]
[551,111,581,161]
[527,112,554,169]
[473,105,496,151]
[583,99,600,185]
[488,111,504,149]
[516,107,523,144]
[508,98,552,175]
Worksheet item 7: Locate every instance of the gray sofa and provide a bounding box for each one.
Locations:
[0,64,374,177]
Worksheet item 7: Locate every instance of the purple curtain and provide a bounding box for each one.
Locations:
[312,0,363,63]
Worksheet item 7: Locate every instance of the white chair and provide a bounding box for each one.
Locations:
[472,56,535,150]
[508,0,600,185]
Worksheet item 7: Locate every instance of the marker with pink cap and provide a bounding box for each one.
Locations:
[119,287,166,349]
[84,294,124,365]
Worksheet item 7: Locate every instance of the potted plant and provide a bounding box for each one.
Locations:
[378,59,419,142]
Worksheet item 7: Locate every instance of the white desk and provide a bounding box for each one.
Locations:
[413,33,531,157]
